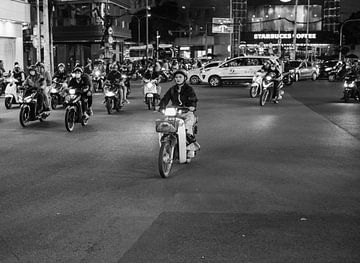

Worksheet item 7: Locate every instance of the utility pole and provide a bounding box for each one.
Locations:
[292,0,298,60]
[229,0,232,58]
[43,0,51,73]
[36,0,41,62]
[305,0,310,59]
[145,0,149,60]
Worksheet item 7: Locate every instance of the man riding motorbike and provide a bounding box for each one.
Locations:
[35,62,52,111]
[12,62,26,86]
[67,67,93,118]
[22,65,48,111]
[53,63,68,83]
[262,59,283,103]
[158,69,199,144]
[106,63,127,105]
[143,63,161,98]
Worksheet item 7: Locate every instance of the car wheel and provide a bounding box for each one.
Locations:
[295,74,300,82]
[311,72,317,81]
[190,75,200,85]
[208,76,221,87]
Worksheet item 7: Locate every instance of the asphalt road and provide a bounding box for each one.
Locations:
[0,79,359,263]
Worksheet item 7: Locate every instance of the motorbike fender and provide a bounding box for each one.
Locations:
[177,119,187,164]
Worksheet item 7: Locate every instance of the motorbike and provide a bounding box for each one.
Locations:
[92,68,104,92]
[4,77,23,109]
[283,71,295,86]
[121,73,131,97]
[159,69,174,83]
[143,79,160,110]
[259,72,284,106]
[249,71,266,98]
[103,80,123,114]
[328,67,347,82]
[343,75,359,103]
[50,80,67,109]
[64,87,90,132]
[19,86,50,127]
[156,107,200,178]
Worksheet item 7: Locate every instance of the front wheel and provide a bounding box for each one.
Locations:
[19,105,30,127]
[105,98,113,114]
[51,95,58,109]
[158,141,175,178]
[5,97,12,109]
[190,75,200,85]
[249,85,259,98]
[208,76,221,87]
[344,91,350,103]
[65,107,76,132]
[328,74,335,82]
[311,72,317,81]
[146,97,151,110]
[260,89,270,106]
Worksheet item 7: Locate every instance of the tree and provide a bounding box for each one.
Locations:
[343,11,360,46]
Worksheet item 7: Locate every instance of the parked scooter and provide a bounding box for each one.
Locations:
[64,87,90,132]
[283,71,295,86]
[343,75,359,103]
[50,80,67,109]
[328,66,347,82]
[19,87,50,127]
[143,79,160,110]
[259,72,284,106]
[103,80,123,114]
[156,107,200,178]
[4,77,23,109]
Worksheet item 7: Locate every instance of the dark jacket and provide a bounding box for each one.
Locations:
[143,70,159,80]
[159,82,198,109]
[68,75,91,91]
[106,70,122,84]
[23,73,45,89]
[53,70,68,83]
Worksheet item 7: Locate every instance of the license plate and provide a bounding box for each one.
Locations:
[147,94,154,98]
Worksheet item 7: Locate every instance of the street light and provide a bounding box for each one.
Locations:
[280,0,298,60]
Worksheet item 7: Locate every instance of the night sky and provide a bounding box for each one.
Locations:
[341,0,360,19]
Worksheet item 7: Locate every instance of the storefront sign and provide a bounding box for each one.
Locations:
[212,18,233,34]
[254,33,317,40]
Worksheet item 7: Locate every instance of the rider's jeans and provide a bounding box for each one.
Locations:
[42,86,50,109]
[179,111,196,135]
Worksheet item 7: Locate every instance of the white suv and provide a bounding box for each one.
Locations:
[201,56,281,87]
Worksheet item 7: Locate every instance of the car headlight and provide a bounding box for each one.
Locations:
[164,108,177,116]
[325,67,331,72]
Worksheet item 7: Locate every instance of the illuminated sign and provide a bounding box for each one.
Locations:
[212,18,233,34]
[254,33,317,40]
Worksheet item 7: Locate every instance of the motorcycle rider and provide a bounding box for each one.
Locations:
[12,62,26,86]
[35,62,52,110]
[262,59,283,103]
[23,65,48,111]
[53,63,68,83]
[106,63,127,105]
[158,69,199,144]
[143,63,161,98]
[67,67,92,118]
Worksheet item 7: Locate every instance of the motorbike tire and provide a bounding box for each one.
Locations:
[65,107,76,132]
[249,85,259,98]
[81,115,89,126]
[51,96,58,110]
[19,105,30,127]
[311,73,317,81]
[328,74,335,82]
[147,97,151,110]
[5,97,12,109]
[152,97,158,111]
[260,89,270,106]
[344,92,350,103]
[105,99,113,114]
[158,141,175,178]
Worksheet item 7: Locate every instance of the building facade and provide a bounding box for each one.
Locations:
[231,0,341,58]
[0,0,30,70]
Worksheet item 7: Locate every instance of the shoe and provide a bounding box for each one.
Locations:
[124,99,130,104]
[83,112,90,119]
[273,100,279,104]
[87,108,93,116]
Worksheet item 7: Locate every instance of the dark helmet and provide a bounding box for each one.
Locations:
[173,69,188,80]
[28,65,37,71]
[35,61,45,68]
[72,67,83,74]
[58,63,65,68]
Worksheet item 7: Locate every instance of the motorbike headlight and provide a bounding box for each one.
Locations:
[265,75,272,81]
[51,88,57,93]
[349,81,355,87]
[69,89,76,95]
[105,91,115,97]
[121,74,127,79]
[325,67,331,72]
[164,108,177,116]
[95,71,100,77]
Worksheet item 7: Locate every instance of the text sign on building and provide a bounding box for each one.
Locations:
[254,33,317,40]
[212,18,233,34]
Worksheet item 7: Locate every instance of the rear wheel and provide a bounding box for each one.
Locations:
[249,85,259,98]
[147,97,151,110]
[260,89,270,106]
[190,75,200,85]
[81,115,89,126]
[208,76,221,87]
[65,107,75,132]
[19,105,30,127]
[158,141,175,178]
[344,91,350,103]
[4,97,12,109]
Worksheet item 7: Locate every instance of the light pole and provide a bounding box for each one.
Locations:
[339,18,360,60]
[133,14,150,46]
[145,0,149,61]
[280,0,298,60]
[305,0,310,59]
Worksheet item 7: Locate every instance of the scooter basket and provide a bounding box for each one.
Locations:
[156,120,178,133]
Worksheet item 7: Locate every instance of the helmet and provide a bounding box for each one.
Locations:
[35,61,44,68]
[28,65,36,71]
[173,69,188,80]
[58,63,65,68]
[72,67,83,73]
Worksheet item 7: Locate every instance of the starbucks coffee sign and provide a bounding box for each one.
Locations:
[254,33,317,40]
